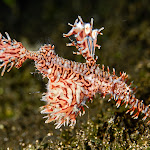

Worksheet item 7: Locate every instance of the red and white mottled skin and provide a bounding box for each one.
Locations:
[0,16,149,129]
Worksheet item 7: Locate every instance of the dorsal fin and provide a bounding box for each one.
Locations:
[63,16,104,65]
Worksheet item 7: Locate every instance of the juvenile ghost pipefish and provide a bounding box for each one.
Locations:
[0,16,149,129]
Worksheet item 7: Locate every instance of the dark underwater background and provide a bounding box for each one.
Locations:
[0,0,149,149]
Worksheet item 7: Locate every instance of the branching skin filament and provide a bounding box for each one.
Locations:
[0,16,149,129]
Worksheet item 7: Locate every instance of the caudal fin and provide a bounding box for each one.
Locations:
[0,32,28,76]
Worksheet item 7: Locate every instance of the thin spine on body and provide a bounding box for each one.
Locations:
[0,16,149,129]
